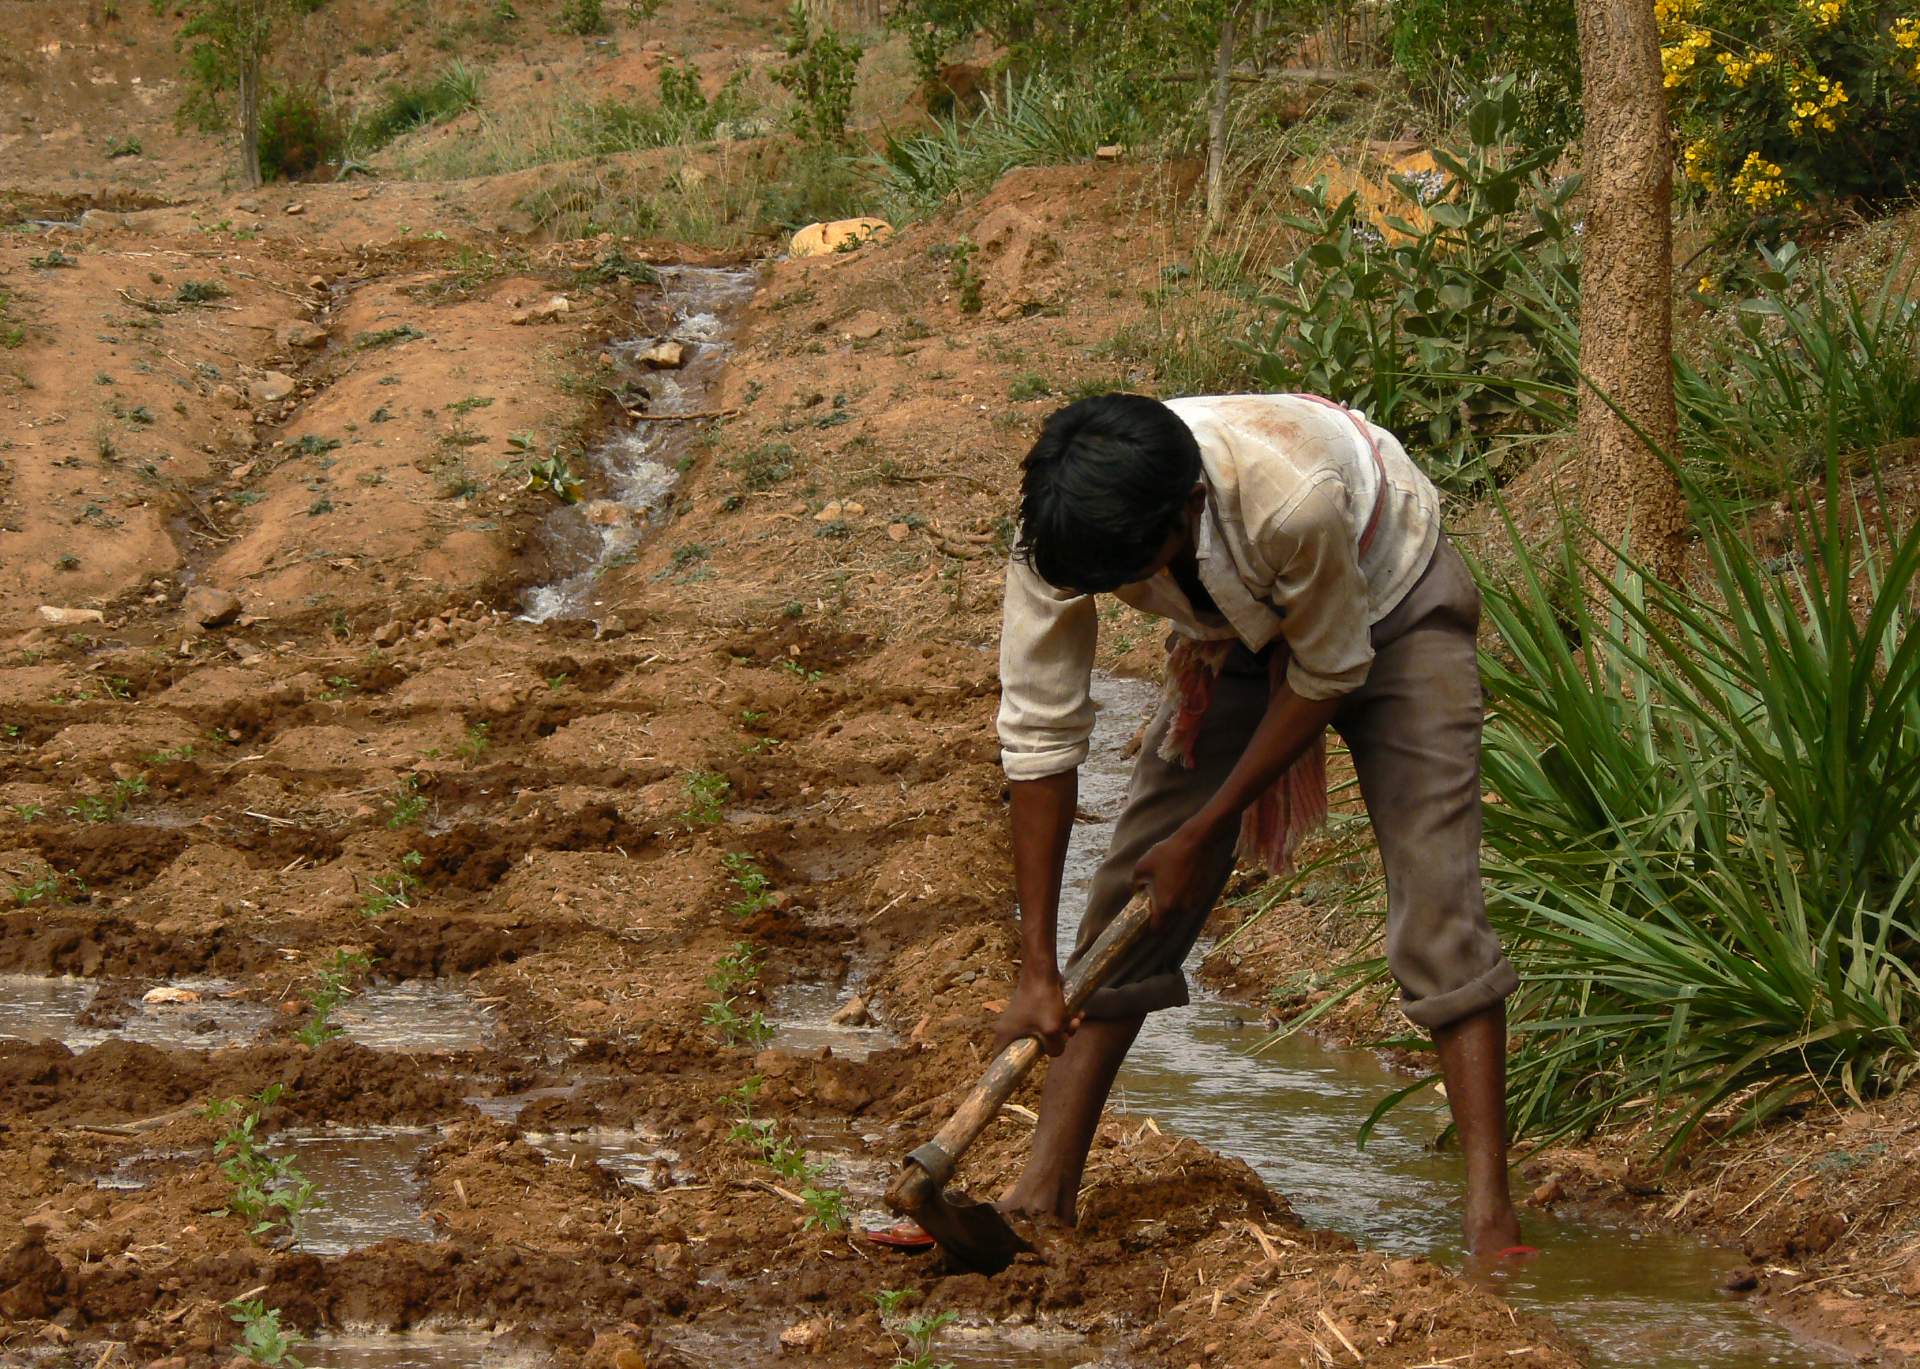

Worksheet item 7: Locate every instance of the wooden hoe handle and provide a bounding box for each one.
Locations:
[899,893,1157,1188]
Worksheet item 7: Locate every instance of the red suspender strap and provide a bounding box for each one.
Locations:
[1286,392,1390,557]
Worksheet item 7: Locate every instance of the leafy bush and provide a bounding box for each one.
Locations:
[259,84,344,180]
[773,2,864,145]
[1662,0,1920,214]
[556,0,606,35]
[1387,0,1580,145]
[1678,241,1920,494]
[1471,451,1920,1153]
[354,61,482,151]
[1242,81,1580,494]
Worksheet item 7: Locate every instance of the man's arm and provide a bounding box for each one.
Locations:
[993,771,1081,1055]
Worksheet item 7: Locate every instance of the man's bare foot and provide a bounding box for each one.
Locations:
[1464,1201,1526,1260]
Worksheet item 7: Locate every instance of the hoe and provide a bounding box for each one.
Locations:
[882,892,1156,1274]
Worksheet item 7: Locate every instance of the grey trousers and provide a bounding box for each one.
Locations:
[1065,534,1519,1031]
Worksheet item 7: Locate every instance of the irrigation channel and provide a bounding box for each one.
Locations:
[0,264,1842,1367]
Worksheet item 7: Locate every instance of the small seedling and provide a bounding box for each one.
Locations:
[704,995,774,1048]
[544,673,569,690]
[175,279,228,304]
[948,239,982,314]
[29,249,78,270]
[65,774,147,823]
[680,770,730,826]
[360,850,423,917]
[206,1084,325,1248]
[105,136,142,159]
[801,1184,849,1231]
[522,450,583,503]
[705,940,762,997]
[11,802,44,823]
[722,851,774,918]
[457,721,491,765]
[227,1298,304,1367]
[144,744,194,765]
[318,674,357,701]
[893,1310,959,1369]
[295,949,371,1047]
[386,776,427,828]
[10,866,75,906]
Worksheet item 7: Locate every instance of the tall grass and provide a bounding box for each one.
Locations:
[876,75,1154,219]
[353,61,484,152]
[1677,241,1920,497]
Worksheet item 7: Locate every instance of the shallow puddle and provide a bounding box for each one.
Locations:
[267,1126,438,1255]
[769,979,894,1060]
[462,1083,586,1124]
[657,1317,1116,1368]
[525,1125,680,1190]
[1059,675,1838,1369]
[334,982,497,1052]
[0,974,270,1051]
[302,1330,543,1368]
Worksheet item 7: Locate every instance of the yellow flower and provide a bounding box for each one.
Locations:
[1800,0,1845,26]
[1662,30,1711,86]
[1697,274,1719,295]
[1895,17,1920,49]
[1731,151,1794,210]
[1682,139,1718,189]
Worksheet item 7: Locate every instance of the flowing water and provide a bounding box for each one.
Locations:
[518,265,758,624]
[1059,674,1837,1368]
[266,1126,440,1255]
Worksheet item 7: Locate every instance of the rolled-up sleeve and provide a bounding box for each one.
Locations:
[1257,479,1374,700]
[997,556,1098,780]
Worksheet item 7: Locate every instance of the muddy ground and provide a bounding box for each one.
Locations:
[2,1,1913,1365]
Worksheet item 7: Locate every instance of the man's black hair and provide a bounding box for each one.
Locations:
[1015,393,1202,594]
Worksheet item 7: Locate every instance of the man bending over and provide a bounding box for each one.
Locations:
[991,391,1523,1257]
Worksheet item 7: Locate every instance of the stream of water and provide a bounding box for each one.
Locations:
[1066,675,1835,1368]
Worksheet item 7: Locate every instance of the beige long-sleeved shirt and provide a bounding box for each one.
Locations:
[997,394,1442,781]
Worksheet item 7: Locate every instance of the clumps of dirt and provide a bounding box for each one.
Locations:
[414,805,660,892]
[0,1038,473,1126]
[0,910,258,979]
[20,825,191,893]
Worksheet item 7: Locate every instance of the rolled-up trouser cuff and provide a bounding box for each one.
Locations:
[1079,970,1191,1021]
[1398,956,1519,1030]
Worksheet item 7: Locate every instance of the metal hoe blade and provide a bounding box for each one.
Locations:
[887,1158,1031,1276]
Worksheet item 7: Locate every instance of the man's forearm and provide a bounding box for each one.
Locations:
[1189,684,1341,839]
[1009,771,1078,972]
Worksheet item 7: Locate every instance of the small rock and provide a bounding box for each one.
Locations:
[275,319,326,349]
[249,371,296,404]
[789,217,892,258]
[1529,1177,1564,1205]
[306,275,328,292]
[36,606,105,626]
[184,586,243,627]
[214,383,248,410]
[779,1318,829,1352]
[143,986,203,1005]
[511,295,572,325]
[843,500,864,516]
[1096,143,1124,160]
[814,501,843,523]
[1720,1265,1761,1293]
[887,522,909,542]
[829,995,870,1026]
[283,202,305,216]
[372,619,404,647]
[277,999,303,1016]
[636,339,685,368]
[844,312,884,341]
[582,500,632,527]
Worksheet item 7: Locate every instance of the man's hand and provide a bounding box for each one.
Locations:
[993,968,1080,1056]
[1133,822,1211,933]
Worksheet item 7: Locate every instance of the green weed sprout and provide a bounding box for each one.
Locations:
[800,1184,848,1231]
[722,852,774,917]
[680,770,731,825]
[295,950,371,1047]
[386,775,427,828]
[227,1298,305,1366]
[360,850,423,917]
[206,1084,325,1247]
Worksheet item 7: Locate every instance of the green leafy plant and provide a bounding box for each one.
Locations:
[258,82,345,180]
[352,61,481,151]
[386,776,427,828]
[556,0,606,34]
[106,135,144,158]
[873,1289,957,1369]
[457,721,490,765]
[360,849,423,917]
[175,278,229,304]
[65,774,149,823]
[295,949,371,1047]
[680,769,731,825]
[945,238,982,314]
[722,851,774,918]
[227,1298,305,1366]
[522,449,584,504]
[772,2,864,145]
[29,249,78,270]
[11,866,82,906]
[1243,79,1580,494]
[355,324,424,349]
[11,803,45,823]
[206,1084,325,1246]
[801,1184,849,1231]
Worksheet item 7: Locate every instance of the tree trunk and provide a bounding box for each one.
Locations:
[239,58,263,189]
[1572,0,1685,585]
[1204,3,1237,230]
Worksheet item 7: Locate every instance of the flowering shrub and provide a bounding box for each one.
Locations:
[1662,0,1920,213]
